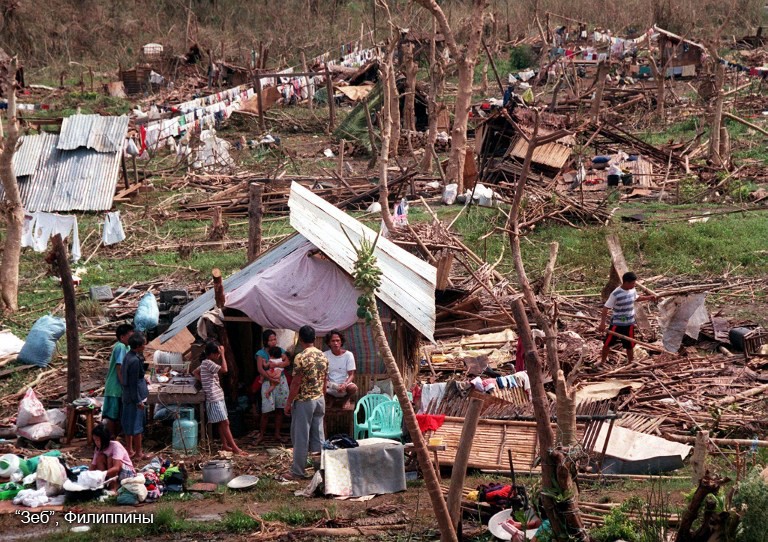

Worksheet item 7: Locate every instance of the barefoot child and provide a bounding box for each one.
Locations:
[194,340,246,455]
[264,346,285,399]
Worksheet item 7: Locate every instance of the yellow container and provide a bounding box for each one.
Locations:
[429,436,444,447]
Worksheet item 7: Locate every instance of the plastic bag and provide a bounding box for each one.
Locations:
[17,388,49,428]
[393,198,409,227]
[17,315,66,367]
[17,422,65,443]
[442,183,458,205]
[46,408,67,429]
[134,292,159,332]
[0,330,25,357]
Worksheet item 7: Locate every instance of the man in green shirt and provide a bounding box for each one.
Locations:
[284,325,328,480]
[103,324,133,436]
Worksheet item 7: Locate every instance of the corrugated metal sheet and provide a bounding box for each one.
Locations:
[4,132,124,212]
[158,234,309,344]
[58,114,129,153]
[12,133,57,177]
[510,138,573,170]
[288,182,436,342]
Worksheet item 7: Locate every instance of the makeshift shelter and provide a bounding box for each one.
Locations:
[4,114,129,212]
[654,26,705,78]
[158,182,436,392]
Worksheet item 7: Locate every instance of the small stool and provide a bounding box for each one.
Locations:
[65,404,100,445]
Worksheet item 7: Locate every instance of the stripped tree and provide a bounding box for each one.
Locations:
[415,0,488,192]
[421,17,447,172]
[347,231,457,542]
[504,111,590,539]
[0,49,23,312]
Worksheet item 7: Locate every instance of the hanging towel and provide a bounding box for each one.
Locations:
[21,212,81,262]
[102,211,126,246]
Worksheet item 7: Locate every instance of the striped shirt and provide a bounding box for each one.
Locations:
[605,287,638,325]
[200,359,225,403]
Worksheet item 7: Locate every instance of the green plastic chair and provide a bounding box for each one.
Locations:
[368,401,403,441]
[353,393,391,440]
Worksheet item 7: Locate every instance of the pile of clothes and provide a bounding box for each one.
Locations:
[116,457,186,505]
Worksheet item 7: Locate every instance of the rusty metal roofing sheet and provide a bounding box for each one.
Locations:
[5,132,123,212]
[58,114,129,152]
[510,137,574,171]
[12,132,57,177]
[288,182,437,341]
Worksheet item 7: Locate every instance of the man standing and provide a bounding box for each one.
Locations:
[103,324,133,436]
[323,330,358,409]
[121,332,148,460]
[599,271,656,364]
[284,325,328,480]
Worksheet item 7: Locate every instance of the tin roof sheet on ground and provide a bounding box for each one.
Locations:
[58,114,129,153]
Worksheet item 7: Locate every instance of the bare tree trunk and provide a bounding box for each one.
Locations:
[421,18,445,172]
[415,0,488,191]
[401,40,417,132]
[378,44,397,232]
[504,113,587,536]
[0,56,23,312]
[51,234,80,403]
[708,62,725,167]
[389,59,401,158]
[590,61,609,122]
[366,299,458,542]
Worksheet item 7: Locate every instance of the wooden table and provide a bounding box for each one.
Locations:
[146,384,208,444]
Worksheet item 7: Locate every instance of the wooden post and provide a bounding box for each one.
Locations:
[708,62,725,167]
[446,397,483,534]
[481,38,505,95]
[247,182,263,263]
[212,268,238,400]
[691,431,709,485]
[121,155,130,190]
[52,234,80,403]
[300,50,313,114]
[255,75,266,133]
[337,139,345,177]
[325,64,335,132]
[591,61,609,122]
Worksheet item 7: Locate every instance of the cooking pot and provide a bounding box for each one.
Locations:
[201,460,233,485]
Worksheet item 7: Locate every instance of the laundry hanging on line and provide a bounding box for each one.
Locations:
[102,211,126,246]
[21,211,81,262]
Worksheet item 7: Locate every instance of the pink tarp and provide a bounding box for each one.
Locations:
[225,241,362,334]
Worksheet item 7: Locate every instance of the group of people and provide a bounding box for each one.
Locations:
[99,322,359,481]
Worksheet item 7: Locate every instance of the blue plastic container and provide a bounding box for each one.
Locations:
[172,407,198,454]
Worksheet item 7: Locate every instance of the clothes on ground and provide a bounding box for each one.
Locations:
[104,341,128,400]
[324,349,356,385]
[102,211,126,245]
[290,397,325,478]
[415,413,446,433]
[200,358,225,403]
[293,347,328,402]
[478,483,525,509]
[605,324,636,349]
[322,438,406,497]
[206,399,228,423]
[21,211,81,262]
[605,286,638,325]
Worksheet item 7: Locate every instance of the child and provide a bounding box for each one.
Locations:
[103,324,133,437]
[194,341,246,456]
[90,424,135,491]
[599,271,657,364]
[264,346,285,399]
[121,332,148,460]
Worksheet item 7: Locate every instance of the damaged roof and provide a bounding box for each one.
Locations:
[159,183,438,344]
[5,114,129,211]
[57,114,129,153]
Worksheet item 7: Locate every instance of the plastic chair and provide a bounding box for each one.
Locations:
[353,394,391,440]
[368,401,403,441]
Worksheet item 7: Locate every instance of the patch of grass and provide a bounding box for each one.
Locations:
[261,505,324,526]
[221,509,260,533]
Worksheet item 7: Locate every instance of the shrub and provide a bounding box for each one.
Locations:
[734,467,768,542]
[508,45,535,71]
[591,504,639,542]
